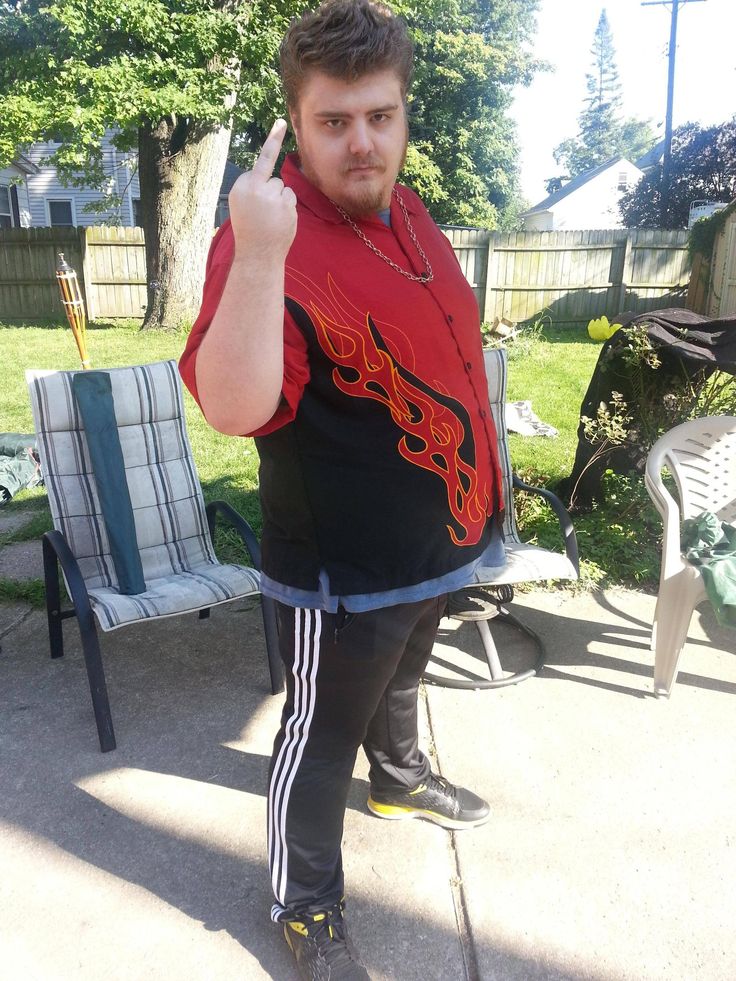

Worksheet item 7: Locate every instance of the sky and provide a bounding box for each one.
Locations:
[511,0,736,206]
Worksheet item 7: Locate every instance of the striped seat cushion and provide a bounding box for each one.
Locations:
[476,543,578,586]
[88,561,260,632]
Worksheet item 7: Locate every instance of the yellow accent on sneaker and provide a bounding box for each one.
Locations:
[409,784,426,795]
[367,795,490,830]
[367,800,416,817]
[286,910,327,939]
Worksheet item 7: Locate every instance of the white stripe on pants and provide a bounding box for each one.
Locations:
[268,608,322,906]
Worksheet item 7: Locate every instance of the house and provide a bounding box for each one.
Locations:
[522,155,645,231]
[1,131,242,229]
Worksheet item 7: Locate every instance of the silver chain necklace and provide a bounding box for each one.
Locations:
[331,188,434,284]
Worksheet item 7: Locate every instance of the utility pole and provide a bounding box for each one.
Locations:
[642,0,706,224]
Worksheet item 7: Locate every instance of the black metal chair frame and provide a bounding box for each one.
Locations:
[42,499,283,753]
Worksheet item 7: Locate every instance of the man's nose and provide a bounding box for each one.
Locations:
[349,122,374,156]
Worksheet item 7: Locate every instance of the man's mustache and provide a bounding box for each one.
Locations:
[343,158,385,173]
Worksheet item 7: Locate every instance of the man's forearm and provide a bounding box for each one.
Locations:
[194,118,297,435]
[195,254,286,436]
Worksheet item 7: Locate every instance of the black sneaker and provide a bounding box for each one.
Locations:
[283,900,371,980]
[367,772,490,830]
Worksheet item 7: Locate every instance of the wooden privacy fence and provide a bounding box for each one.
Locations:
[0,225,690,325]
[0,226,146,321]
[441,227,691,326]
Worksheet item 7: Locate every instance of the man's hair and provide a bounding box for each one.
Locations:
[280,0,414,109]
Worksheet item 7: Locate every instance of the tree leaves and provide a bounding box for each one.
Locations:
[619,118,736,229]
[400,1,541,228]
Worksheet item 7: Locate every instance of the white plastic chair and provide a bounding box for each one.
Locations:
[645,416,736,697]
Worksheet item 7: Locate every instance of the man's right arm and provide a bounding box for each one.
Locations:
[194,119,298,436]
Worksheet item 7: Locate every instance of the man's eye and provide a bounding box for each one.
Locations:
[325,119,343,129]
[373,114,389,123]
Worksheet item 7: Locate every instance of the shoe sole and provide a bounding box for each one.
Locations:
[367,797,490,830]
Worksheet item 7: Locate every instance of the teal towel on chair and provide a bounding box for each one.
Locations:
[682,512,736,628]
[72,371,146,595]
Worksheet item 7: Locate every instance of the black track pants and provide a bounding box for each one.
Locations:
[268,595,447,921]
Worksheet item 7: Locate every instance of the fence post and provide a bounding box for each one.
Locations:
[79,226,97,322]
[617,230,633,313]
[482,234,496,324]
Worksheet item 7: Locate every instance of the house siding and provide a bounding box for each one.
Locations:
[523,159,644,232]
[523,210,553,232]
[25,131,140,227]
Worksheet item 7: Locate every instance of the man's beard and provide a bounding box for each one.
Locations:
[299,140,408,218]
[339,162,391,217]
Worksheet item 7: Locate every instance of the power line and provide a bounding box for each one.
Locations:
[641,0,706,223]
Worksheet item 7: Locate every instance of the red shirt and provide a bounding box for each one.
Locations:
[180,154,503,597]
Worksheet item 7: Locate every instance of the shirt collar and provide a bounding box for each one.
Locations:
[280,152,420,224]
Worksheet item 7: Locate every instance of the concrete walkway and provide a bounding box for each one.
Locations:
[1,524,735,980]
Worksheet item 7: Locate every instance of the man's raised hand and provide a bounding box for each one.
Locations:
[228,119,297,260]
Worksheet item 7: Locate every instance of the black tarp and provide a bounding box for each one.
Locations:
[558,308,736,508]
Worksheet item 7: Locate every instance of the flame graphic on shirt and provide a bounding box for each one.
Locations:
[288,273,490,546]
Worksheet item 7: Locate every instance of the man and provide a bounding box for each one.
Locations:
[180,2,505,977]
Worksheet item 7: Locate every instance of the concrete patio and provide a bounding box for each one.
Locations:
[1,523,735,980]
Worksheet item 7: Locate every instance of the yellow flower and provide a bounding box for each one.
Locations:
[587,316,621,342]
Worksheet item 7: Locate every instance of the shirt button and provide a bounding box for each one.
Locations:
[480,409,487,419]
[447,314,454,323]
[465,361,472,370]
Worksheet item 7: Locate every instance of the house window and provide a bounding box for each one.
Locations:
[617,171,629,192]
[0,185,12,228]
[132,198,142,227]
[47,199,74,226]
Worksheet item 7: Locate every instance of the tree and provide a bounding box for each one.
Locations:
[0,0,540,329]
[619,118,736,229]
[400,0,541,228]
[550,9,654,183]
[0,0,311,329]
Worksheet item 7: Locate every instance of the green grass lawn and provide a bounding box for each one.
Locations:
[500,328,662,589]
[505,327,597,480]
[0,319,663,601]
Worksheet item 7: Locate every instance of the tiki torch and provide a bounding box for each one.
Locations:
[56,252,91,369]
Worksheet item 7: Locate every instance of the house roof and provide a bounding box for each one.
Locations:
[11,153,40,175]
[522,155,635,216]
[219,160,245,196]
[634,140,665,172]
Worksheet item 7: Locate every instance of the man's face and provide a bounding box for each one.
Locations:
[289,68,408,217]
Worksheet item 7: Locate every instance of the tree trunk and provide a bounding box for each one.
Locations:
[138,115,233,330]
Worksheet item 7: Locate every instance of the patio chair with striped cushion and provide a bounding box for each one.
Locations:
[26,360,282,752]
